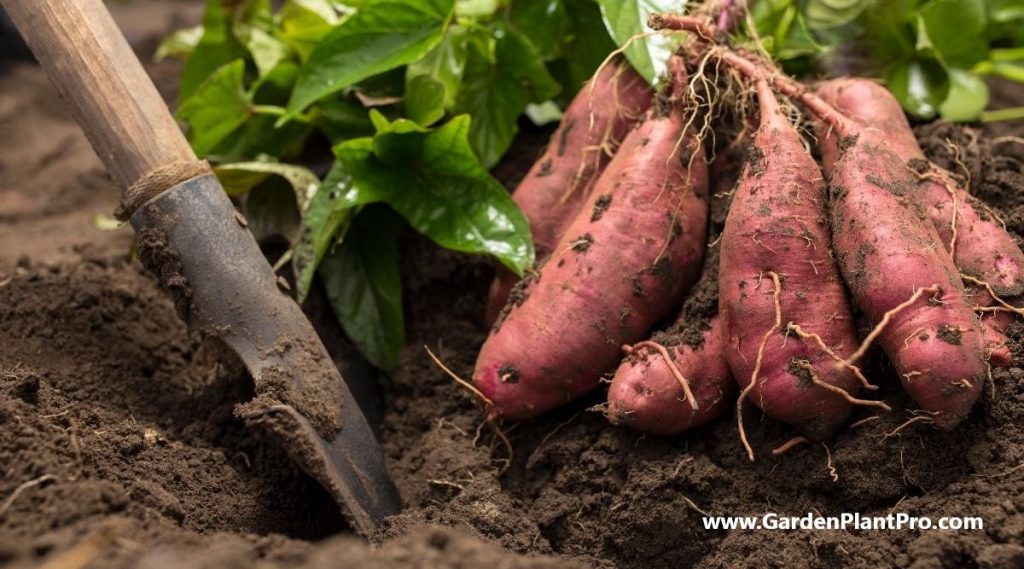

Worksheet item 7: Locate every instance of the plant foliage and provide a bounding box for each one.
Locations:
[164,0,1024,369]
[163,0,624,369]
[746,0,1024,121]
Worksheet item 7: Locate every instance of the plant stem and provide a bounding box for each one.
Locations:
[981,106,1024,123]
[251,104,286,116]
[251,104,314,124]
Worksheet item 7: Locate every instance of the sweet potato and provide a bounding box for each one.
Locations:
[485,60,653,325]
[719,80,867,442]
[816,79,1020,366]
[473,69,709,421]
[607,317,733,435]
[637,15,991,431]
[823,113,987,430]
[693,48,988,429]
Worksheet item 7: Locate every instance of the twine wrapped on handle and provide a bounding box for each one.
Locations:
[115,159,212,221]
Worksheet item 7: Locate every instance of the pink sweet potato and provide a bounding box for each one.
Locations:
[473,69,709,421]
[485,60,653,325]
[816,79,1021,366]
[719,80,866,441]
[824,114,987,430]
[705,48,987,429]
[607,317,734,435]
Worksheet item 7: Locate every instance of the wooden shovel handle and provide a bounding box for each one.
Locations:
[1,0,197,190]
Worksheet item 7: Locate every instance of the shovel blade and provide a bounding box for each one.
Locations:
[130,174,401,535]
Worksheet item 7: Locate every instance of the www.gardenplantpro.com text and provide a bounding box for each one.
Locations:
[703,513,983,531]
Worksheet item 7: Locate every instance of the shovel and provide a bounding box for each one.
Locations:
[2,0,402,535]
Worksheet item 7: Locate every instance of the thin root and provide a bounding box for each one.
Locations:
[841,285,941,368]
[794,360,891,411]
[0,474,57,515]
[902,370,923,383]
[489,422,514,475]
[919,170,959,257]
[629,341,699,410]
[901,327,925,352]
[787,323,876,391]
[849,416,880,429]
[681,495,712,517]
[424,345,494,408]
[822,442,839,482]
[992,135,1024,149]
[881,415,933,440]
[772,436,809,455]
[589,30,676,133]
[944,138,972,187]
[962,274,1024,317]
[737,271,782,462]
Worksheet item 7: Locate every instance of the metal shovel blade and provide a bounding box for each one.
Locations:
[130,174,402,535]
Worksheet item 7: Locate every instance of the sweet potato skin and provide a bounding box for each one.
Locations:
[607,317,733,435]
[719,84,863,439]
[816,79,1020,366]
[473,99,709,421]
[485,60,653,325]
[828,138,986,429]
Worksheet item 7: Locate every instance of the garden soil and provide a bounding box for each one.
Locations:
[5,4,1024,568]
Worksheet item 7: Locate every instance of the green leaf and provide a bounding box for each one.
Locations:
[210,113,313,162]
[180,1,248,101]
[509,0,569,59]
[333,115,534,273]
[918,0,987,66]
[252,60,301,102]
[751,0,789,40]
[246,28,292,78]
[320,206,405,370]
[886,58,949,118]
[214,158,321,211]
[230,0,290,78]
[285,0,455,119]
[154,25,203,62]
[776,10,825,60]
[453,27,561,167]
[596,0,681,84]
[369,108,396,132]
[177,60,252,156]
[316,95,378,139]
[772,2,797,43]
[553,0,618,97]
[525,100,563,125]
[456,0,499,17]
[405,74,447,125]
[406,25,469,110]
[280,0,342,60]
[858,0,917,63]
[804,0,866,30]
[243,177,301,243]
[938,68,989,121]
[294,161,357,302]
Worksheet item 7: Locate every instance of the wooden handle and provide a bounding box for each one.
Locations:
[2,0,197,190]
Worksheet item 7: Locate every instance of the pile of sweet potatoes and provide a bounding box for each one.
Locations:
[462,11,1024,458]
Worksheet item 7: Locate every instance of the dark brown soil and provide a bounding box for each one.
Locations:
[5,3,1024,568]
